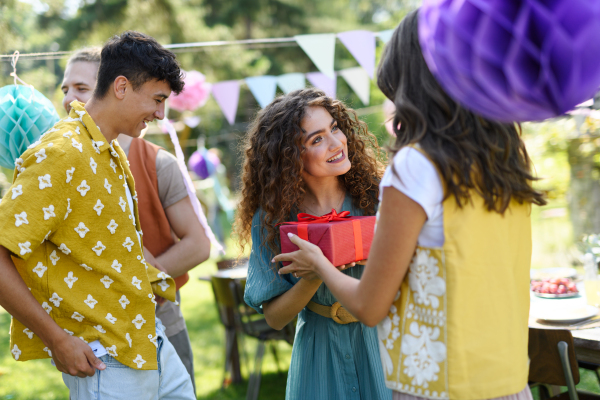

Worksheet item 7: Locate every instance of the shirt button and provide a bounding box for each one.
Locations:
[345,354,350,359]
[352,387,356,392]
[119,175,123,179]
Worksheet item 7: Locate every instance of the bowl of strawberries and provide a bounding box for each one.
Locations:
[531,277,580,298]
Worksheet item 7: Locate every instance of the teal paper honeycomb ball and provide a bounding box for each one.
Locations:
[0,85,60,169]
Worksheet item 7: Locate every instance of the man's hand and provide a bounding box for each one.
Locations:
[51,332,106,377]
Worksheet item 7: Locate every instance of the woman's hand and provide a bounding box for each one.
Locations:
[275,233,340,279]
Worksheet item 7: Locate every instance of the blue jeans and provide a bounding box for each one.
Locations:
[62,318,195,400]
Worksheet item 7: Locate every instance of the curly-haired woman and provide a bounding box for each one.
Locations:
[235,88,391,400]
[275,10,545,400]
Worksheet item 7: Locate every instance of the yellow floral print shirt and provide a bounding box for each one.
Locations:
[0,101,176,370]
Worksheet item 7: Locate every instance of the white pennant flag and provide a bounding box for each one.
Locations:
[339,67,371,106]
[294,34,336,79]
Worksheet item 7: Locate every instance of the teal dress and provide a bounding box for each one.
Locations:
[244,196,392,400]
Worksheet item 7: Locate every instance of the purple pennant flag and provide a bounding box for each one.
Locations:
[211,81,240,125]
[306,72,337,99]
[337,30,376,79]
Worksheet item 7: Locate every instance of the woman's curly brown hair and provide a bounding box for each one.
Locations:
[234,88,385,256]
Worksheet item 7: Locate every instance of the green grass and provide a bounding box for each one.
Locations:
[0,259,293,400]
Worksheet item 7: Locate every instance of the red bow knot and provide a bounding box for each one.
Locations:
[289,209,350,225]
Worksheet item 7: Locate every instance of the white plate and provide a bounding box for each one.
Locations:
[531,304,599,324]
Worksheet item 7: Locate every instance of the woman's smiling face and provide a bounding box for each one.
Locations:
[300,106,351,179]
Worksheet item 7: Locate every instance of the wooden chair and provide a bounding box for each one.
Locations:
[210,274,245,387]
[228,278,295,400]
[528,328,600,400]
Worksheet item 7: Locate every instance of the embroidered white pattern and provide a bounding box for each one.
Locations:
[106,345,118,357]
[38,174,52,189]
[84,294,98,309]
[64,329,74,336]
[93,199,104,216]
[93,325,106,333]
[11,345,21,360]
[109,158,117,173]
[126,333,132,347]
[43,205,55,220]
[14,158,23,170]
[157,272,168,280]
[107,220,118,234]
[111,260,122,273]
[104,179,112,194]
[71,137,83,152]
[148,334,158,348]
[89,157,97,174]
[64,271,78,289]
[35,148,47,163]
[92,241,106,256]
[11,185,23,199]
[122,237,134,252]
[92,140,103,154]
[400,322,447,389]
[105,313,117,324]
[18,242,32,255]
[75,126,81,135]
[132,314,146,329]
[72,312,84,322]
[80,263,92,271]
[148,293,157,305]
[77,180,90,196]
[133,354,146,369]
[118,197,127,212]
[59,243,71,255]
[42,302,52,314]
[27,139,41,149]
[119,295,130,309]
[66,167,75,183]
[49,292,63,307]
[408,250,446,309]
[23,328,34,339]
[64,199,72,220]
[131,276,142,290]
[43,347,52,357]
[158,280,170,292]
[100,275,114,289]
[14,211,28,227]
[42,230,51,243]
[63,131,73,139]
[74,222,90,238]
[33,262,47,278]
[79,337,88,343]
[50,250,59,265]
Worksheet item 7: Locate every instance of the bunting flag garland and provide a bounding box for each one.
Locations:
[377,29,394,44]
[211,80,240,125]
[337,30,376,79]
[339,67,371,106]
[245,75,277,109]
[294,33,337,79]
[306,72,337,99]
[276,73,306,94]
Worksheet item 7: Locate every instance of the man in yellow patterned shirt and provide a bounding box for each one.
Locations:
[0,31,195,399]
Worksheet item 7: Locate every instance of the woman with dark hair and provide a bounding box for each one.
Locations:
[275,10,545,400]
[235,88,391,400]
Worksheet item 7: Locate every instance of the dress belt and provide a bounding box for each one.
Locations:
[306,301,359,324]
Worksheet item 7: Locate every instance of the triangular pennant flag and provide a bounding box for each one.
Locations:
[306,72,336,99]
[295,34,336,79]
[245,76,277,109]
[377,29,394,44]
[277,73,306,94]
[337,30,376,79]
[339,67,371,106]
[211,81,240,125]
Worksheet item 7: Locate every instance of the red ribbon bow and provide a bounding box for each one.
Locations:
[281,209,351,225]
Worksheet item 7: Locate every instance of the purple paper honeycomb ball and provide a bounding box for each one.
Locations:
[419,0,600,122]
[188,149,220,180]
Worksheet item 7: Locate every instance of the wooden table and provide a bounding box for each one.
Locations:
[529,283,600,364]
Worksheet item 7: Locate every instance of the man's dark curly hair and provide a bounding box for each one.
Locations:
[94,31,184,99]
[234,88,385,257]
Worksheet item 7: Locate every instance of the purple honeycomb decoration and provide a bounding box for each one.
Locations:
[419,0,600,122]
